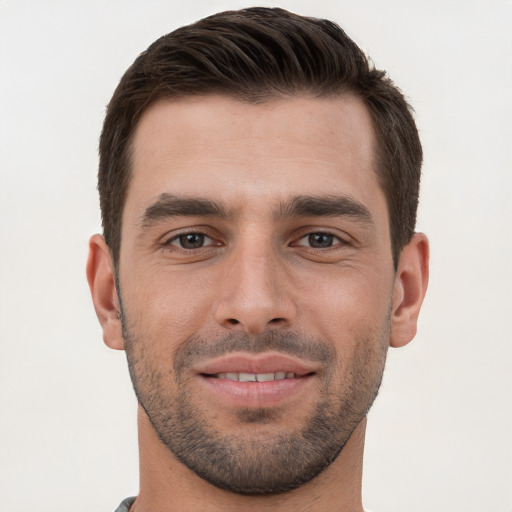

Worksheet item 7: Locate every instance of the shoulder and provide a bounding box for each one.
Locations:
[113,497,136,512]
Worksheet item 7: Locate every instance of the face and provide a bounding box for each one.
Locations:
[118,95,396,494]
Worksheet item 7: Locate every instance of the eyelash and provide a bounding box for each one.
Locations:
[293,231,348,249]
[164,231,218,250]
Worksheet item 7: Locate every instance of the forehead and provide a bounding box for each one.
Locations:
[127,94,383,220]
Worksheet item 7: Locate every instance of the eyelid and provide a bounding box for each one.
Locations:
[161,227,222,248]
[166,232,209,244]
[292,229,350,247]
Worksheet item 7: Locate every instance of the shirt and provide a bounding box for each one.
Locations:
[113,496,373,511]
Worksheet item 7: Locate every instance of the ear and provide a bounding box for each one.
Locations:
[390,233,429,348]
[86,234,125,350]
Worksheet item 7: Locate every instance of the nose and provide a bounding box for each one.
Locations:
[214,239,297,335]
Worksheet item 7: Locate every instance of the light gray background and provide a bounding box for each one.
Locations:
[1,1,511,511]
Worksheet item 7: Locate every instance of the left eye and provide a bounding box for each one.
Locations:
[168,233,214,249]
[295,232,340,248]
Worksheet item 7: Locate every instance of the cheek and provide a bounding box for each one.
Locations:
[297,267,393,348]
[122,266,218,346]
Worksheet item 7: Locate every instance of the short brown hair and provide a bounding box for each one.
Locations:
[99,7,422,268]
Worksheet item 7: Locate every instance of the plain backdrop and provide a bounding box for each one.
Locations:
[0,1,511,511]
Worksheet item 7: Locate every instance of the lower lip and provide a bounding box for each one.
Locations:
[199,374,314,408]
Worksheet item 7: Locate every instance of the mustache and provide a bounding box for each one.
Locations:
[174,331,335,373]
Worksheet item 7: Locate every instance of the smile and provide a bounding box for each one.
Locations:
[195,354,318,409]
[194,352,318,377]
[211,372,296,381]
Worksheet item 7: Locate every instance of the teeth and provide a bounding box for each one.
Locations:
[256,373,275,382]
[215,372,296,381]
[239,372,256,382]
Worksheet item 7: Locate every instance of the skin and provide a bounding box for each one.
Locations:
[87,94,429,512]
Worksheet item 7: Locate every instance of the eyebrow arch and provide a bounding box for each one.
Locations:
[276,195,373,223]
[140,193,228,228]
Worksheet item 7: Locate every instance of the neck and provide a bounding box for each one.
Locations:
[131,405,366,512]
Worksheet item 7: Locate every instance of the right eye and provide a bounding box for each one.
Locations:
[167,232,215,250]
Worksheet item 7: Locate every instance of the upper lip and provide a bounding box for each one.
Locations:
[195,352,318,377]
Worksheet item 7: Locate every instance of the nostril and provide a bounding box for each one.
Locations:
[222,317,288,329]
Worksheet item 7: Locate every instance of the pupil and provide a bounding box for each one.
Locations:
[309,233,333,248]
[180,233,204,249]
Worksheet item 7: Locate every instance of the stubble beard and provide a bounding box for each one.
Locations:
[121,317,389,495]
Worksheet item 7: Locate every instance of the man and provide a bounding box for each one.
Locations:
[87,7,429,511]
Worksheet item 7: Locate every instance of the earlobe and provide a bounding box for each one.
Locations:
[390,233,429,348]
[86,234,125,350]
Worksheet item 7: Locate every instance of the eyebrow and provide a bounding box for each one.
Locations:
[139,192,373,228]
[140,193,228,228]
[276,195,373,223]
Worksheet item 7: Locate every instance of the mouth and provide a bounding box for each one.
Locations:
[195,353,318,408]
[206,371,299,382]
